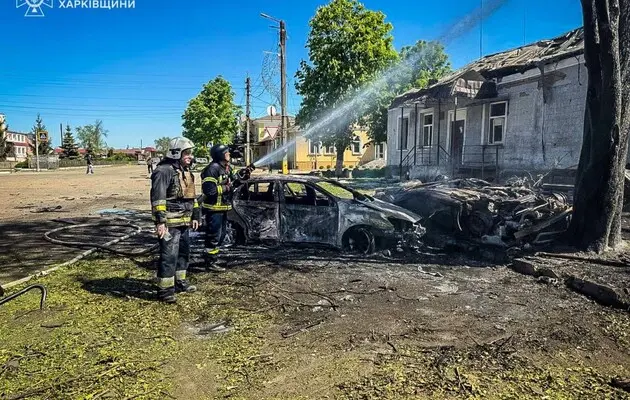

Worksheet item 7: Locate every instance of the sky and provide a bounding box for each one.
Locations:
[0,0,583,149]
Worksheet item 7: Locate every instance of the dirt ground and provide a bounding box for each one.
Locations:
[1,165,630,399]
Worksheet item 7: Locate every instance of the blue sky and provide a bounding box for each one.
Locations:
[0,0,583,149]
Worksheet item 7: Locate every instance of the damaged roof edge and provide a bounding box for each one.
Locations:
[390,27,584,109]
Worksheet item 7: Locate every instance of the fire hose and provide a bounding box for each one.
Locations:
[0,221,158,301]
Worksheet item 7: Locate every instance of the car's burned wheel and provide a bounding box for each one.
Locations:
[344,227,375,255]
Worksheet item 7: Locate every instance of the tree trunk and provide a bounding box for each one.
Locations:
[335,142,345,178]
[570,0,630,253]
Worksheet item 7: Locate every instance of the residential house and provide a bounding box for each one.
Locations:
[387,28,591,180]
[4,130,32,161]
[249,115,384,171]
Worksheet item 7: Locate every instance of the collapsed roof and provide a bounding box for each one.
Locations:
[391,28,584,108]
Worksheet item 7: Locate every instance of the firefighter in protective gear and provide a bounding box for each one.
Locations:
[150,137,201,303]
[200,144,253,271]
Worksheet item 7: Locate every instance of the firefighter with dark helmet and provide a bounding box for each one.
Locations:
[200,144,253,271]
[150,137,201,303]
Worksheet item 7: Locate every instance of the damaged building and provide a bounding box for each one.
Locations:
[386,28,620,182]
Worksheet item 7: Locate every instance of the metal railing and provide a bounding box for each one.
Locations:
[398,144,503,181]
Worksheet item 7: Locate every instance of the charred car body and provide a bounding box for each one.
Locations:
[223,175,424,253]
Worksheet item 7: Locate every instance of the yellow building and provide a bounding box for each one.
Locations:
[250,116,384,171]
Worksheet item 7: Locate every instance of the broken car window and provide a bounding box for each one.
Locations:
[316,182,354,200]
[283,182,332,207]
[239,182,275,202]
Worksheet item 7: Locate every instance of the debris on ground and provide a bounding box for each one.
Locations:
[374,178,572,249]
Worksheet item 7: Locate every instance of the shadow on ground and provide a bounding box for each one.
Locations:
[79,276,157,301]
[0,214,156,286]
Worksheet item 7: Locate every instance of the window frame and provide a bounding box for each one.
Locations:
[488,101,508,145]
[308,139,322,155]
[351,135,361,155]
[422,113,434,147]
[323,144,336,155]
[397,116,409,150]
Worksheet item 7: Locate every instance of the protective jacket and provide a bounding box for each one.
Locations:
[150,159,201,226]
[201,162,239,212]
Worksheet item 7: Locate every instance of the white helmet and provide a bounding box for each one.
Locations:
[165,137,195,160]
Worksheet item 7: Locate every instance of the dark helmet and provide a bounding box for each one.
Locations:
[210,144,229,162]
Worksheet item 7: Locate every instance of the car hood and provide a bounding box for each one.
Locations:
[352,197,422,223]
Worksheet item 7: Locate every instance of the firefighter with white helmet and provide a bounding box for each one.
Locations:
[150,137,201,303]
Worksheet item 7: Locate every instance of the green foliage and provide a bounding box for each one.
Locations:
[14,160,28,168]
[0,115,14,161]
[366,40,452,144]
[106,153,136,161]
[107,147,115,158]
[193,145,209,159]
[29,114,53,155]
[76,120,108,154]
[61,124,79,158]
[182,76,241,147]
[154,136,172,155]
[295,0,398,174]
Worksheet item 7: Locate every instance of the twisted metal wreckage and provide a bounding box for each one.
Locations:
[374,178,574,251]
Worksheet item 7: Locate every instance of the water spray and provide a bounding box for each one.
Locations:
[253,0,509,169]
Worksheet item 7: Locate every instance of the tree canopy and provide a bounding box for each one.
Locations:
[61,124,79,158]
[182,76,241,148]
[366,40,451,144]
[295,0,398,174]
[30,114,53,156]
[76,120,108,154]
[0,115,14,161]
[154,136,172,155]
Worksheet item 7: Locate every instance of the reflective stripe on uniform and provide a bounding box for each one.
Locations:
[157,276,175,288]
[175,270,186,280]
[152,199,167,212]
[193,199,199,209]
[202,177,218,183]
[166,216,191,224]
[206,248,220,255]
[201,203,231,211]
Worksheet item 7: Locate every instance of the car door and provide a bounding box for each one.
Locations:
[232,181,280,241]
[279,181,339,245]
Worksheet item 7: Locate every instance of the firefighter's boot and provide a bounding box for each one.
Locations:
[175,279,197,293]
[157,287,177,304]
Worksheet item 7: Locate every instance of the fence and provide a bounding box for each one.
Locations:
[28,155,60,170]
[58,158,136,168]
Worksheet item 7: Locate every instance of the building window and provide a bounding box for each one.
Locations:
[351,135,361,155]
[323,144,336,155]
[308,140,321,155]
[489,102,507,144]
[375,143,385,159]
[398,117,409,150]
[422,114,433,147]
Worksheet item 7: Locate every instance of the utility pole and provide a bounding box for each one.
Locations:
[261,12,288,174]
[245,75,251,166]
[60,123,63,146]
[35,130,40,172]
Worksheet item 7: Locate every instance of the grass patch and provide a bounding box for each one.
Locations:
[0,256,270,399]
[337,345,630,399]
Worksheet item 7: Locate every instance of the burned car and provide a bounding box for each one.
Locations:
[223,175,424,253]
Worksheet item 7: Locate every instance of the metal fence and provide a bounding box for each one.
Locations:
[28,155,60,170]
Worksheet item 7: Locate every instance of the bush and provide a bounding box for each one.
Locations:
[353,167,386,178]
[14,161,28,168]
[106,153,136,162]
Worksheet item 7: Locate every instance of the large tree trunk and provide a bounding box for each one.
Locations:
[569,0,630,252]
[335,142,345,178]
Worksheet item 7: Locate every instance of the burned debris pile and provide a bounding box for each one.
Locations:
[374,178,572,249]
